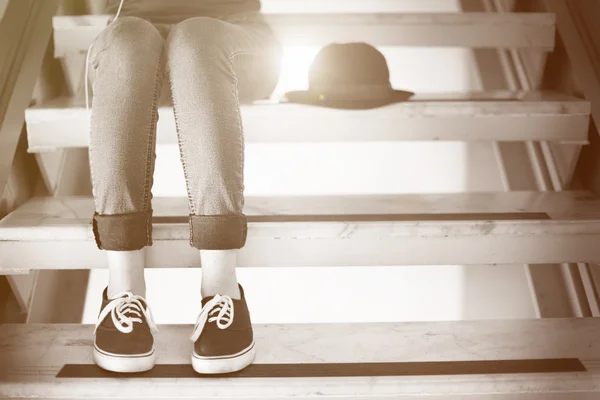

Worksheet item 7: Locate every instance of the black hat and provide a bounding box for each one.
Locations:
[284,42,414,109]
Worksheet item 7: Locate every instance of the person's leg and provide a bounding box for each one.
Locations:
[89,16,166,298]
[199,249,240,298]
[88,16,165,373]
[165,15,281,299]
[165,14,281,374]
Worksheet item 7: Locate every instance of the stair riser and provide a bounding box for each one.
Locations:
[3,233,600,269]
[2,378,600,399]
[2,320,600,398]
[3,192,600,270]
[52,13,556,58]
[25,113,590,152]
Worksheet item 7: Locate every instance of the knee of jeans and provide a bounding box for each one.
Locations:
[95,17,164,63]
[166,17,229,60]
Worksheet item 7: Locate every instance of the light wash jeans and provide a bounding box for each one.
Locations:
[88,14,281,251]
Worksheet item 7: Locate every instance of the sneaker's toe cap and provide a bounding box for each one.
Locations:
[95,327,154,355]
[194,328,253,357]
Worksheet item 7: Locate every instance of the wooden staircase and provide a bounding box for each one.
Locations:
[2,0,600,398]
[25,91,591,149]
[4,319,600,398]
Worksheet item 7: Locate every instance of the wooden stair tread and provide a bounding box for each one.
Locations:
[1,319,600,398]
[2,192,600,269]
[53,12,556,57]
[25,92,590,151]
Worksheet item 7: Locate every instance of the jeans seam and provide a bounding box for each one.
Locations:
[142,50,163,213]
[88,23,117,250]
[168,67,196,216]
[142,48,164,243]
[142,49,164,245]
[190,214,194,246]
[92,212,102,249]
[228,51,252,217]
[89,72,97,206]
[174,47,260,249]
[168,66,196,248]
[88,52,101,249]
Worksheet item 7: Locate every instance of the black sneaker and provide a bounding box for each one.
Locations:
[93,287,159,373]
[190,284,255,374]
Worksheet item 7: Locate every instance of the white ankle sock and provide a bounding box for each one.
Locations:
[200,249,241,299]
[107,249,147,299]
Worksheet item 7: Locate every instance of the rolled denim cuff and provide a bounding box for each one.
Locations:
[189,214,248,250]
[92,211,153,251]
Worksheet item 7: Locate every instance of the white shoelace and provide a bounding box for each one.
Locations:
[94,291,159,335]
[190,295,234,342]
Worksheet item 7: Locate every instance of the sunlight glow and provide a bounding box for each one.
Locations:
[271,46,320,99]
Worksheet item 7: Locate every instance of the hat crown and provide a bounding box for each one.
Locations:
[308,42,391,89]
[283,41,413,109]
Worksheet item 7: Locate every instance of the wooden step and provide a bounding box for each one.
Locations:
[25,92,590,152]
[53,12,556,57]
[2,191,600,271]
[2,319,600,399]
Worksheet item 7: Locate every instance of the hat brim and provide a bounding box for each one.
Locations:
[283,89,415,110]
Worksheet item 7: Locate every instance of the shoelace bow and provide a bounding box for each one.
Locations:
[94,292,159,335]
[190,294,234,342]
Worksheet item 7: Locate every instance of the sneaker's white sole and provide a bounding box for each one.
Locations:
[192,341,256,374]
[93,345,156,373]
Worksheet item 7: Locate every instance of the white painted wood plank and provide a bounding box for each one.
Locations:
[492,0,593,319]
[544,0,600,133]
[4,234,600,269]
[532,0,600,316]
[2,192,600,269]
[4,192,600,222]
[25,92,590,151]
[52,12,555,58]
[463,0,578,319]
[494,140,576,317]
[1,319,600,399]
